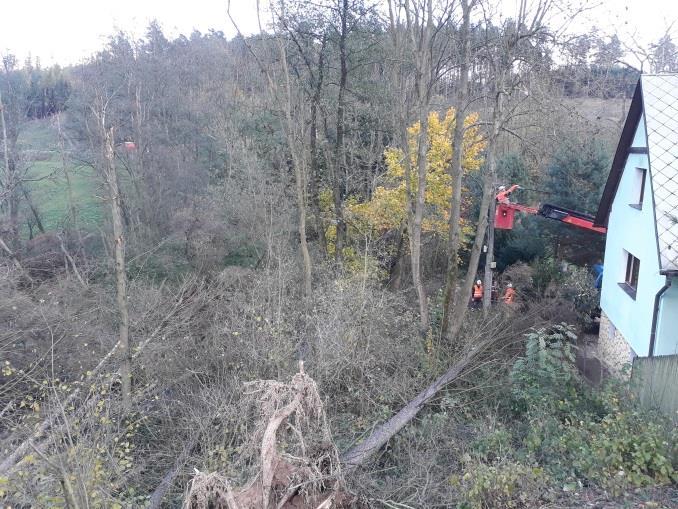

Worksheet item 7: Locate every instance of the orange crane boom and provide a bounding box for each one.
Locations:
[495,202,606,234]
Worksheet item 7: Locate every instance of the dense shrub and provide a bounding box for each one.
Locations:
[470,424,514,464]
[559,266,601,332]
[452,461,549,509]
[509,324,678,494]
[510,324,579,414]
[565,408,677,492]
[530,256,562,295]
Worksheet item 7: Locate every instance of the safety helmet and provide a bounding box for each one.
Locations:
[498,185,506,191]
[507,283,513,288]
[476,279,482,285]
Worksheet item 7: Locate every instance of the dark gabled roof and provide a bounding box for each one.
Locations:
[594,80,643,227]
[595,74,678,273]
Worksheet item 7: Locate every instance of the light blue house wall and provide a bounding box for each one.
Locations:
[600,114,667,357]
[655,283,678,356]
[632,113,646,146]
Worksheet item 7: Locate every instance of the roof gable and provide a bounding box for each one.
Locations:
[595,74,678,273]
[594,82,643,225]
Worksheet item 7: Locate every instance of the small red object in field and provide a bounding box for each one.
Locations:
[124,141,136,150]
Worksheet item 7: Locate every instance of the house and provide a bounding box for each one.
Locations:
[594,74,678,371]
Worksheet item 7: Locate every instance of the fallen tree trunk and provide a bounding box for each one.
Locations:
[57,234,87,287]
[148,434,200,509]
[340,339,493,469]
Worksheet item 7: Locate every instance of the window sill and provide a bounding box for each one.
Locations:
[618,282,637,300]
[629,203,643,210]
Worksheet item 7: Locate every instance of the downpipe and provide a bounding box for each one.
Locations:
[649,278,672,357]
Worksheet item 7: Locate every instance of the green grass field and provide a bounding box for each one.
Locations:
[19,118,102,234]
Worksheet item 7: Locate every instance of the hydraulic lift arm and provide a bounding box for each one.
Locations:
[495,202,607,234]
[537,203,606,234]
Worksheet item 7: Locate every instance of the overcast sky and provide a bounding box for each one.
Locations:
[2,0,677,67]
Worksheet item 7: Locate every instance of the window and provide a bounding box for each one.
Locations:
[620,252,640,299]
[630,167,647,209]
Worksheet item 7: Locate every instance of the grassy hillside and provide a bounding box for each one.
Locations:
[18,117,102,234]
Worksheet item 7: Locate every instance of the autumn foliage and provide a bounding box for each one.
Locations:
[349,108,485,237]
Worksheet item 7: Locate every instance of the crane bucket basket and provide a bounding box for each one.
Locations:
[495,203,516,229]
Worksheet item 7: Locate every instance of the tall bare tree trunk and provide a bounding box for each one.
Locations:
[8,171,19,248]
[309,36,328,257]
[441,0,474,337]
[446,86,503,341]
[228,3,312,297]
[103,127,132,412]
[333,0,349,266]
[132,83,149,230]
[483,189,496,311]
[0,91,9,193]
[0,90,19,248]
[409,109,430,334]
[279,41,313,297]
[56,113,79,234]
[399,0,435,335]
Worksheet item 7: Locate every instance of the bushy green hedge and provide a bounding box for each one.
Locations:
[454,324,677,507]
[514,325,677,494]
[452,462,548,509]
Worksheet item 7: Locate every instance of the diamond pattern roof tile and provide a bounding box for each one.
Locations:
[640,74,678,272]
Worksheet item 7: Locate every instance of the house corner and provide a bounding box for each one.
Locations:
[596,311,635,377]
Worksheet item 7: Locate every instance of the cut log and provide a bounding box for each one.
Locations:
[148,435,200,509]
[340,339,492,469]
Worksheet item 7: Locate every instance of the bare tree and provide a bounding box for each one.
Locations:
[332,0,350,265]
[0,71,21,248]
[229,1,314,297]
[445,0,554,340]
[276,2,330,257]
[310,35,329,256]
[105,127,131,411]
[89,92,133,411]
[55,113,82,243]
[387,0,440,334]
[279,40,314,297]
[441,0,477,337]
[0,88,11,215]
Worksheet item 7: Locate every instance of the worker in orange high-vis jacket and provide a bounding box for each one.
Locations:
[502,282,516,304]
[496,184,521,204]
[471,279,484,308]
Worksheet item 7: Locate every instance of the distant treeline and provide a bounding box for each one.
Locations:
[1,55,70,120]
[0,29,650,128]
[555,65,639,99]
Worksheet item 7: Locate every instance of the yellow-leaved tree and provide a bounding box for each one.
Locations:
[349,108,485,238]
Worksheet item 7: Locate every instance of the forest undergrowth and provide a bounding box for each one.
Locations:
[1,260,676,508]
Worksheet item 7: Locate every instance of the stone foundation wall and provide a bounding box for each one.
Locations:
[596,311,635,377]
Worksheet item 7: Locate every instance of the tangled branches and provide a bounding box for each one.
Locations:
[184,363,346,509]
